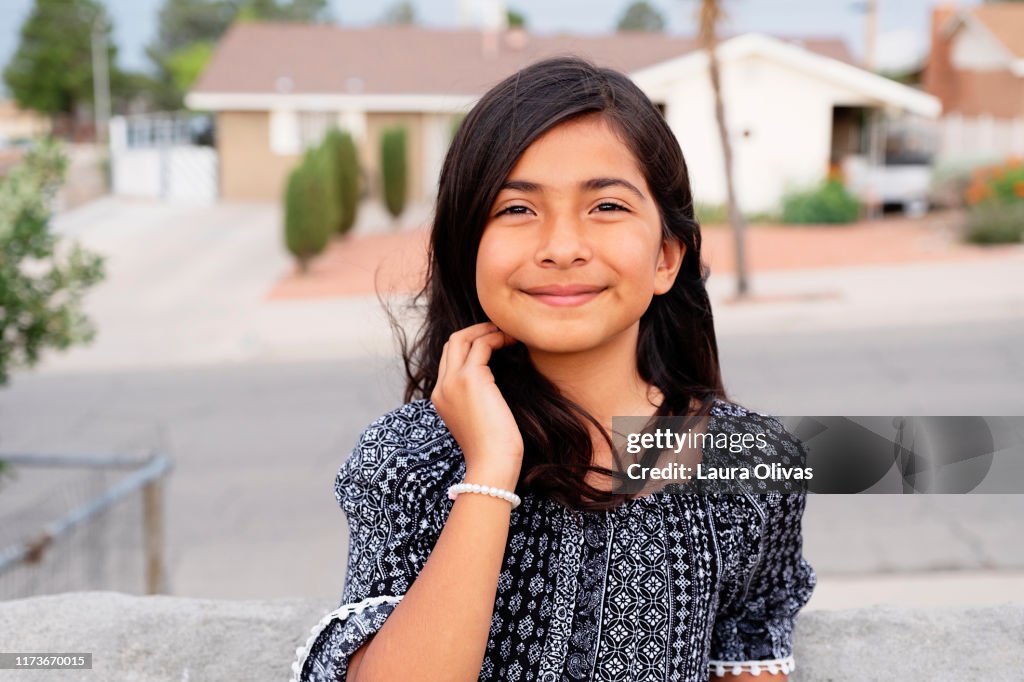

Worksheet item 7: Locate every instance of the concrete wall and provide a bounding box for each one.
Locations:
[1,591,1021,680]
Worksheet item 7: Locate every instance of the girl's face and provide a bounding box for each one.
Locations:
[476,114,684,356]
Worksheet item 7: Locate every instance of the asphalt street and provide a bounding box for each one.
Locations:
[2,316,1022,606]
[1,197,1021,609]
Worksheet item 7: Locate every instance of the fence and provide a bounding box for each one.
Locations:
[938,114,1024,163]
[109,112,218,203]
[0,451,172,600]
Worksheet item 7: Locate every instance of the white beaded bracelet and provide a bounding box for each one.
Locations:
[447,482,521,509]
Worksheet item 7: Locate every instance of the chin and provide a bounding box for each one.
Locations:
[519,329,606,354]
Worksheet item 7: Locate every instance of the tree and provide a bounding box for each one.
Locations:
[0,137,106,386]
[3,0,123,137]
[164,41,217,94]
[233,0,331,22]
[617,0,667,32]
[380,1,417,25]
[145,0,235,110]
[146,0,331,109]
[507,8,527,28]
[696,0,750,298]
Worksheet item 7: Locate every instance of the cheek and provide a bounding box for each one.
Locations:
[607,240,661,289]
[475,235,512,307]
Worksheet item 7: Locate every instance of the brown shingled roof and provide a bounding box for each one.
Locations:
[969,2,1024,59]
[191,23,853,96]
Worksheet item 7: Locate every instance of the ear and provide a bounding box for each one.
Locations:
[654,236,685,295]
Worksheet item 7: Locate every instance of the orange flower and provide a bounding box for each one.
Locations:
[1014,181,1024,199]
[966,184,991,205]
[1007,156,1023,169]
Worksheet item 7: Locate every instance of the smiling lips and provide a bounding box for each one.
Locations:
[522,284,607,307]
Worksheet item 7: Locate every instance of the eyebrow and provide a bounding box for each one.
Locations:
[498,177,646,201]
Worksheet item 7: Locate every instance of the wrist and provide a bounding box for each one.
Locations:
[463,466,521,492]
[448,481,521,509]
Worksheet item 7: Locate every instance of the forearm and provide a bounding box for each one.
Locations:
[348,483,513,682]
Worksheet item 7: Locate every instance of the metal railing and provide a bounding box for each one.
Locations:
[0,451,172,600]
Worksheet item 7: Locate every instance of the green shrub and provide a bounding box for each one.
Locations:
[781,179,861,224]
[965,158,1024,206]
[964,202,1024,245]
[283,152,332,273]
[0,136,105,386]
[381,126,407,221]
[322,128,360,235]
[312,141,341,235]
[336,130,360,234]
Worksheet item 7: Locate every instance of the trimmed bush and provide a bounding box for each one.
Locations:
[781,179,861,224]
[380,126,407,221]
[283,151,332,273]
[336,130,360,234]
[322,128,360,235]
[313,141,341,236]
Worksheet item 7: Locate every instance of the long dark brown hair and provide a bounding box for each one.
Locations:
[382,55,727,511]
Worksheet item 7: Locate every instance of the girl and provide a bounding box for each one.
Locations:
[292,56,816,682]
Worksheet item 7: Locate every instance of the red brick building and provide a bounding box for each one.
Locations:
[924,3,1024,118]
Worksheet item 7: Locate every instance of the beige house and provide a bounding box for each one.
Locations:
[185,22,857,204]
[0,99,51,142]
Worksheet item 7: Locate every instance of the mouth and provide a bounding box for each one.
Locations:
[523,287,606,307]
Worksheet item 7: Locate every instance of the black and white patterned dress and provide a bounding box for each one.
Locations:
[291,397,816,681]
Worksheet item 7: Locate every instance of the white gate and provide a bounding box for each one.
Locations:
[109,113,218,203]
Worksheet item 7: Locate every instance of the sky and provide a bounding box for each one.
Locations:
[0,0,984,90]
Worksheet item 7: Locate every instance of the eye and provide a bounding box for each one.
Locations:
[594,201,630,212]
[495,204,534,217]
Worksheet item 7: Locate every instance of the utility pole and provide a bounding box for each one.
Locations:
[90,14,111,146]
[864,0,878,72]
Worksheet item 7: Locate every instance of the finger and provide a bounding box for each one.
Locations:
[447,323,501,369]
[463,329,516,369]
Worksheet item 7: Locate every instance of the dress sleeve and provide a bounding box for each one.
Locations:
[707,448,817,677]
[290,408,458,682]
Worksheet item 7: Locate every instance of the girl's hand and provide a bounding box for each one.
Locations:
[431,322,523,490]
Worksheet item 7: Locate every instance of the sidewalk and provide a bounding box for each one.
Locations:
[266,208,1020,300]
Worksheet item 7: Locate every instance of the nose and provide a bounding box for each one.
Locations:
[535,212,592,267]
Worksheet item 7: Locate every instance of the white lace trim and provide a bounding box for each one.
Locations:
[708,655,795,676]
[289,594,404,682]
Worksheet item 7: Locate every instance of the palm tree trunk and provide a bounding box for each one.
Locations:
[700,0,750,298]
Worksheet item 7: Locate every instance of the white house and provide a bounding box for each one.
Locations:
[185,23,940,213]
[632,33,941,212]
